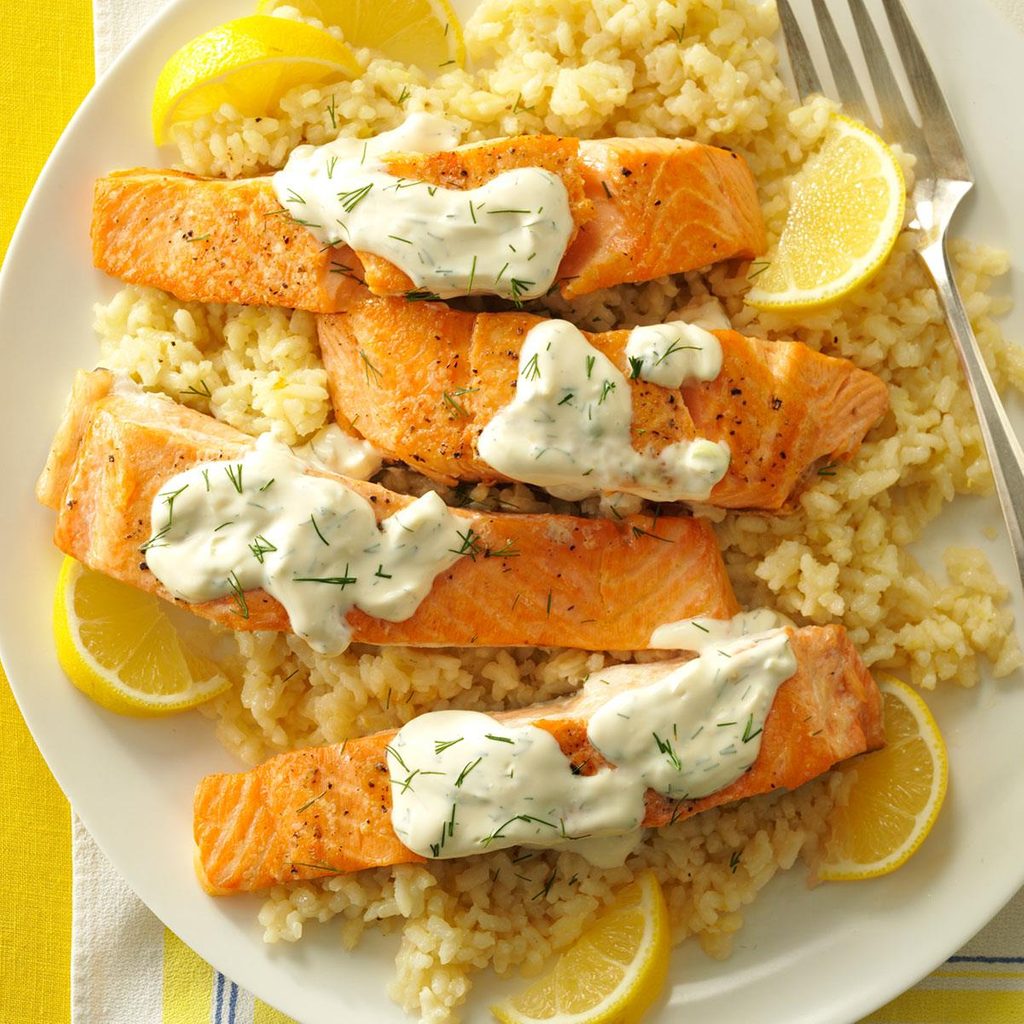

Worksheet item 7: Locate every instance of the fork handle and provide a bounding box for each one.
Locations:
[919,240,1024,585]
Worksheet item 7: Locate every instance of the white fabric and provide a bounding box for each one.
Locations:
[93,0,169,77]
[71,814,165,1023]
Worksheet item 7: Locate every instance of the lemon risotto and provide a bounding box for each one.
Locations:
[91,0,1022,1019]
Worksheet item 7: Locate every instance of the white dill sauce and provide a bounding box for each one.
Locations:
[387,628,796,866]
[272,114,573,301]
[475,319,731,501]
[143,435,466,656]
[650,608,795,650]
[624,321,722,388]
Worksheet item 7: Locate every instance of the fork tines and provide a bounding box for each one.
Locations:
[777,0,971,182]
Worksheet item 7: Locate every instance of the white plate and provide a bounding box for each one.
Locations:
[2,1,1023,1021]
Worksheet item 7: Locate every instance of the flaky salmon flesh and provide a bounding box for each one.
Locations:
[37,369,739,650]
[317,278,890,511]
[91,135,765,309]
[193,624,883,893]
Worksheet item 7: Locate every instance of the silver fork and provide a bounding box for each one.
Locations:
[778,0,1024,587]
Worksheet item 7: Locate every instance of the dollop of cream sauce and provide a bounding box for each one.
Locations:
[475,319,731,501]
[650,608,795,650]
[388,627,796,866]
[293,423,383,480]
[272,114,574,301]
[624,321,722,388]
[143,435,466,655]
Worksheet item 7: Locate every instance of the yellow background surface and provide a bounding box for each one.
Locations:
[0,2,93,1021]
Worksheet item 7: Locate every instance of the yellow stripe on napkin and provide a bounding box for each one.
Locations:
[863,988,1024,1023]
[163,928,215,1023]
[255,999,299,1023]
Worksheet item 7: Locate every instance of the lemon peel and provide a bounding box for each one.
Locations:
[152,15,360,145]
[746,114,906,310]
[53,557,230,716]
[816,674,948,881]
[491,870,670,1024]
[256,0,466,70]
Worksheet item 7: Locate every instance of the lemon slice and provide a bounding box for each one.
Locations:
[817,675,948,881]
[491,870,670,1024]
[257,0,466,70]
[152,15,361,144]
[53,557,230,716]
[746,114,905,310]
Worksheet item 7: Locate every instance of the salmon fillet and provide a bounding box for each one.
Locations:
[193,624,883,893]
[37,370,739,649]
[317,282,890,510]
[91,135,764,309]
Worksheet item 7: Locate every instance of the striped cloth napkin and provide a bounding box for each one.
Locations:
[75,0,1024,1021]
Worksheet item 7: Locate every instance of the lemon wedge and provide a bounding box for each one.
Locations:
[816,675,948,881]
[491,870,670,1024]
[53,557,230,716]
[152,15,361,144]
[746,114,905,310]
[256,0,466,70]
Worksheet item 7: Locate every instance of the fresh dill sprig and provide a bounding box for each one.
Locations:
[485,541,519,558]
[585,355,596,379]
[310,514,329,546]
[434,738,463,754]
[484,734,514,745]
[631,524,670,542]
[455,758,482,787]
[139,524,171,552]
[181,379,212,399]
[627,355,645,380]
[327,94,337,130]
[338,182,373,213]
[325,155,338,179]
[396,84,410,104]
[293,568,358,588]
[291,861,344,875]
[227,571,249,619]
[653,731,682,771]
[747,260,771,280]
[521,352,541,381]
[442,386,478,418]
[359,349,383,385]
[159,484,188,525]
[385,744,409,772]
[509,278,533,305]
[598,379,616,404]
[285,188,306,205]
[249,534,277,564]
[296,789,328,814]
[654,339,700,366]
[741,714,763,743]
[449,527,483,560]
[405,289,442,302]
[533,869,557,901]
[224,464,243,494]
